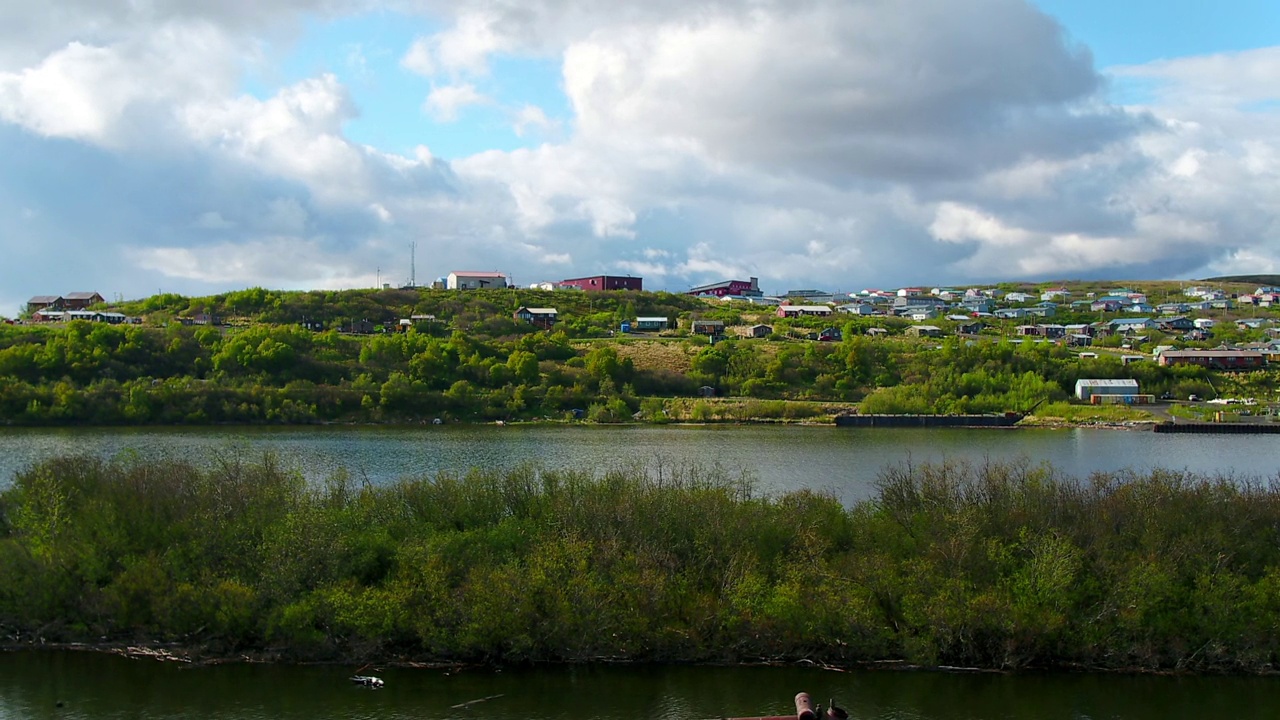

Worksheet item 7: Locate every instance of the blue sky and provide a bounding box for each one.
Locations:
[1,0,1279,313]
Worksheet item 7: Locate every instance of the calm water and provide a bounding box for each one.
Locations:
[3,426,1280,717]
[1,650,1279,720]
[1,424,1278,504]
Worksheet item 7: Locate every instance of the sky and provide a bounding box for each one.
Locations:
[2,0,1279,314]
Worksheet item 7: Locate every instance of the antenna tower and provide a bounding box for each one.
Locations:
[410,242,417,288]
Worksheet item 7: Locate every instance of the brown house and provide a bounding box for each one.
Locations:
[63,292,105,310]
[26,295,63,313]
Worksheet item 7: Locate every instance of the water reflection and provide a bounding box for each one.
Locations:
[1,425,1278,506]
[2,651,1280,720]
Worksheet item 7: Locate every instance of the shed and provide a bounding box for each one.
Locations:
[1075,379,1140,402]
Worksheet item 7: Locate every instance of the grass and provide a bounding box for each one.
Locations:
[1025,401,1156,424]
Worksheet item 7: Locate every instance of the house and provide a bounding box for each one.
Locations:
[865,328,889,337]
[994,308,1028,319]
[959,297,995,313]
[1108,317,1157,334]
[892,296,946,315]
[688,277,761,298]
[1005,292,1034,303]
[346,319,376,334]
[1041,288,1071,301]
[634,316,669,332]
[1075,379,1141,403]
[956,321,985,335]
[1158,350,1267,370]
[1158,316,1194,332]
[777,305,833,318]
[817,327,842,342]
[690,319,725,335]
[1016,325,1040,337]
[908,309,939,321]
[784,289,835,303]
[906,325,943,338]
[1238,318,1270,330]
[740,324,773,338]
[896,287,925,297]
[1067,334,1094,347]
[559,275,643,292]
[1026,303,1057,318]
[447,271,509,289]
[1039,324,1066,339]
[514,306,558,328]
[1091,300,1122,312]
[26,295,63,313]
[837,303,881,316]
[63,292,105,310]
[1193,318,1216,330]
[1064,323,1094,337]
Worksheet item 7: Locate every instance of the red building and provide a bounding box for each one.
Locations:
[560,275,643,292]
[1158,350,1267,370]
[687,277,761,298]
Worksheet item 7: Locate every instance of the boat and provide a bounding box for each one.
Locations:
[350,675,384,689]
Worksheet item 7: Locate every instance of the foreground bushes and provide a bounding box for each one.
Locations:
[2,455,1280,671]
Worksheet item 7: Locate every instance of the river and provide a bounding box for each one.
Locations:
[4,424,1280,718]
[2,650,1280,720]
[1,424,1278,504]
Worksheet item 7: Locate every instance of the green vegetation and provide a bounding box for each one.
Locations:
[3,455,1280,671]
[3,285,1279,426]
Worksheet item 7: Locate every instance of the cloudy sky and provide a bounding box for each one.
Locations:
[2,0,1278,313]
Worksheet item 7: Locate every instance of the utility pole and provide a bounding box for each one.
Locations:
[410,242,417,288]
[376,266,380,289]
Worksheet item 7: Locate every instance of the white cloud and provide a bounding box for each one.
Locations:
[423,82,487,121]
[512,104,555,137]
[5,0,1280,306]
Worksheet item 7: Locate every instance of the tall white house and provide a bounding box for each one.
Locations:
[447,271,509,290]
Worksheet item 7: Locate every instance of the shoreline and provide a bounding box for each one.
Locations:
[3,640,1276,677]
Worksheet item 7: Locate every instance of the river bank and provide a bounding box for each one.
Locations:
[5,454,1280,674]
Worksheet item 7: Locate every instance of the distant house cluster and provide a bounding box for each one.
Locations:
[24,292,139,324]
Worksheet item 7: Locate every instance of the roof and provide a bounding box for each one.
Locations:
[689,279,748,293]
[691,319,725,325]
[65,292,102,300]
[450,271,507,277]
[782,305,832,312]
[1076,379,1140,388]
[521,307,557,314]
[28,295,61,303]
[635,316,668,322]
[1162,350,1264,358]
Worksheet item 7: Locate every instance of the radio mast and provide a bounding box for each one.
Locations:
[410,242,417,288]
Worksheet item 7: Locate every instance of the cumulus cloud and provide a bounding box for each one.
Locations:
[423,82,488,121]
[2,0,1280,313]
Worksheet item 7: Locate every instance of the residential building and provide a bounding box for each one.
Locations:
[777,305,833,318]
[906,325,943,338]
[513,307,558,328]
[63,292,105,310]
[740,324,773,338]
[26,295,63,313]
[633,316,669,332]
[559,275,643,292]
[690,319,725,335]
[1158,350,1267,370]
